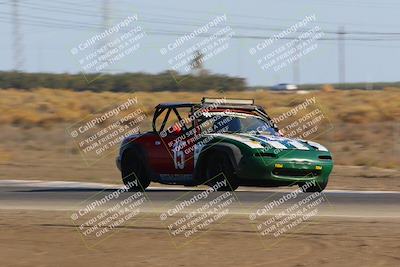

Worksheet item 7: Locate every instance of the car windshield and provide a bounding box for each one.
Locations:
[199,112,279,136]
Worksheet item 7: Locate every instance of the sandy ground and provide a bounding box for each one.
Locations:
[0,210,399,267]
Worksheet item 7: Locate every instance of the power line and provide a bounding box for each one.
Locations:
[122,1,400,29]
[296,0,400,9]
[2,1,400,36]
[1,13,400,43]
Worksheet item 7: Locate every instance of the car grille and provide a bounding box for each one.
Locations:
[318,155,332,160]
[272,168,321,178]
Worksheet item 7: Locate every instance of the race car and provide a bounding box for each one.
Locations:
[116,98,333,192]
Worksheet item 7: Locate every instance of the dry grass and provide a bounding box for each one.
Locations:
[0,88,399,176]
[1,87,399,126]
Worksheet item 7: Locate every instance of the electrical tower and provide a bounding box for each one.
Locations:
[12,0,24,71]
[102,0,111,33]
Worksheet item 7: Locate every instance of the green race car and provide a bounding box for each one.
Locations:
[117,98,333,192]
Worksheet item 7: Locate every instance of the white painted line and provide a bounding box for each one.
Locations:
[0,179,119,188]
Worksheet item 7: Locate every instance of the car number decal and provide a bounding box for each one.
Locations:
[173,141,185,169]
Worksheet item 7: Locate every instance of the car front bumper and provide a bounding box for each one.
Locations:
[236,151,333,186]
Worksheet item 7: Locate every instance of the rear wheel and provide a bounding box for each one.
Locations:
[299,180,328,193]
[206,153,239,191]
[121,149,150,191]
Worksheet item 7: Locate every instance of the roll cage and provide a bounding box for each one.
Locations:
[151,98,279,134]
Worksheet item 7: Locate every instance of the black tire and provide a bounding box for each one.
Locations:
[121,149,150,191]
[206,153,239,191]
[299,180,328,193]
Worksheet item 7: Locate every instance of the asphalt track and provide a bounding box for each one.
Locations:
[0,180,399,218]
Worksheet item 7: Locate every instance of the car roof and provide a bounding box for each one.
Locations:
[152,99,279,132]
[155,102,265,111]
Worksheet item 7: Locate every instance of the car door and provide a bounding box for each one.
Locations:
[148,107,194,179]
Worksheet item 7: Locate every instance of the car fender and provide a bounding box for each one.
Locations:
[193,142,243,182]
[118,142,154,179]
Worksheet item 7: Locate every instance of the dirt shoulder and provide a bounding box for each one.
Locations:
[0,210,399,267]
[329,165,400,191]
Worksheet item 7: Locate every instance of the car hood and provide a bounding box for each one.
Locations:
[208,133,329,152]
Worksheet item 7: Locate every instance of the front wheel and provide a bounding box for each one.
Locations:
[121,149,150,191]
[206,153,239,191]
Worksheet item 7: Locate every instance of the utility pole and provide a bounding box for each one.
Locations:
[338,26,346,88]
[12,0,24,71]
[99,0,111,71]
[102,0,111,34]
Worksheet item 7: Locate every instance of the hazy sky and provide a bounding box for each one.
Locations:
[0,0,399,86]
